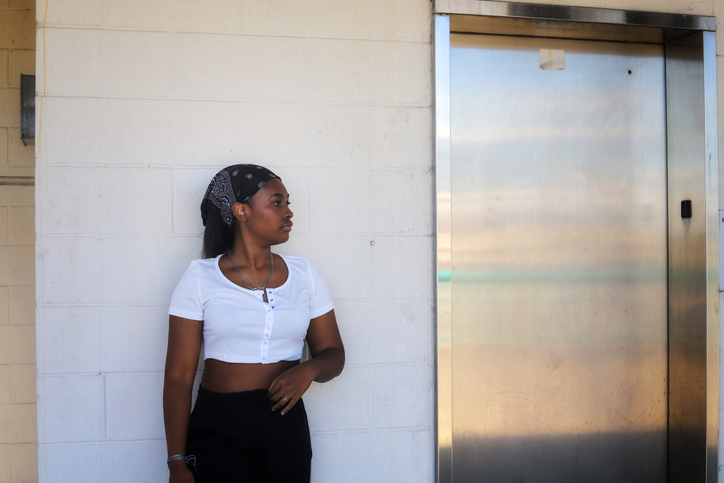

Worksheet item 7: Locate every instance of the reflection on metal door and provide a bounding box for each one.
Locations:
[448,35,668,481]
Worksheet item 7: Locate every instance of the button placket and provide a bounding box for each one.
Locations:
[259,289,276,364]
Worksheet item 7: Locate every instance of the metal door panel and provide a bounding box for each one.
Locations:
[449,34,668,482]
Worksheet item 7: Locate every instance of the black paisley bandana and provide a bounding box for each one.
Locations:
[200,164,281,227]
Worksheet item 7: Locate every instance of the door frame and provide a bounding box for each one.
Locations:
[433,2,719,482]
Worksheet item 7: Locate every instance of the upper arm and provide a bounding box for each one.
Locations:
[306,309,344,358]
[164,315,203,383]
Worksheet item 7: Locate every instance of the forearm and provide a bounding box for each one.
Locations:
[163,375,195,457]
[303,347,345,383]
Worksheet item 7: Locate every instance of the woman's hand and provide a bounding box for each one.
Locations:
[168,461,195,483]
[268,309,345,415]
[267,363,317,415]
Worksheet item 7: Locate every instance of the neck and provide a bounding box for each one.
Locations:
[229,241,272,270]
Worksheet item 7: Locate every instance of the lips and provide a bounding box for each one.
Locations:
[282,221,293,231]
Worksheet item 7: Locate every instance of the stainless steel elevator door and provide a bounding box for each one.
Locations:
[448,35,668,482]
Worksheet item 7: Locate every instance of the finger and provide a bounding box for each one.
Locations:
[271,394,293,412]
[280,397,298,416]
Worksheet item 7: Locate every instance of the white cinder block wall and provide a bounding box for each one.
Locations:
[35,1,433,482]
[33,0,724,482]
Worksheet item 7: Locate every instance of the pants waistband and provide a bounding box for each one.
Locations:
[197,385,269,402]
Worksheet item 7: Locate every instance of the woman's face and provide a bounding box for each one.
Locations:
[241,178,293,245]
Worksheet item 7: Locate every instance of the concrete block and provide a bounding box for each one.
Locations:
[366,0,432,42]
[242,0,430,41]
[373,235,433,299]
[36,97,104,166]
[103,236,202,304]
[0,403,36,443]
[11,443,38,482]
[0,185,31,206]
[37,374,104,443]
[8,285,33,325]
[40,28,100,96]
[0,365,9,403]
[0,444,9,483]
[105,99,241,167]
[37,236,103,304]
[107,0,240,31]
[0,88,19,127]
[101,440,167,483]
[7,49,34,87]
[7,128,32,167]
[8,0,33,9]
[240,104,431,170]
[333,299,432,365]
[36,306,99,374]
[100,167,173,235]
[310,428,434,483]
[173,167,228,234]
[0,325,34,364]
[0,128,7,164]
[174,34,306,101]
[0,10,34,50]
[38,166,103,234]
[99,305,167,372]
[8,205,32,245]
[281,235,374,300]
[372,363,431,429]
[0,207,6,244]
[106,373,164,441]
[9,364,34,403]
[0,287,7,325]
[304,365,373,431]
[0,245,32,285]
[308,168,431,235]
[0,51,7,88]
[305,39,431,105]
[100,31,173,98]
[37,443,102,482]
[43,0,104,27]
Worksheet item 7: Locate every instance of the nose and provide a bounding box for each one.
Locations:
[285,205,293,218]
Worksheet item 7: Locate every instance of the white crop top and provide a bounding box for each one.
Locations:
[168,254,334,364]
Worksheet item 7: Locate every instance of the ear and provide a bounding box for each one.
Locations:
[232,202,248,222]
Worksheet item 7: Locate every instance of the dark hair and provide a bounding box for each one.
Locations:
[202,208,236,259]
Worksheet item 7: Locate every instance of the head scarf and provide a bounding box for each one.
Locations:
[200,164,281,227]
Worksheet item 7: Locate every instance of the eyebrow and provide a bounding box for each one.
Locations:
[267,193,290,199]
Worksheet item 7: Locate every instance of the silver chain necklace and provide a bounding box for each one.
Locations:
[227,251,274,292]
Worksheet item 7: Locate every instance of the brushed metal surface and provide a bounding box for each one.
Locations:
[435,0,716,31]
[665,31,719,482]
[434,14,453,483]
[703,31,720,483]
[448,34,668,481]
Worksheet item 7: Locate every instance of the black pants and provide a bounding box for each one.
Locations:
[186,386,312,483]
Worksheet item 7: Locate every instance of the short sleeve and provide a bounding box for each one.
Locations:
[307,261,334,319]
[169,261,204,320]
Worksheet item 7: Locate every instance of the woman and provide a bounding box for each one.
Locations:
[163,165,345,483]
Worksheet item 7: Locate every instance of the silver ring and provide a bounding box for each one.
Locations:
[282,396,288,402]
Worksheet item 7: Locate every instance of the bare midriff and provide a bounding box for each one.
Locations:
[200,358,300,393]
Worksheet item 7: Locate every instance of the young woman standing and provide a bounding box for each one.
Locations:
[163,165,344,482]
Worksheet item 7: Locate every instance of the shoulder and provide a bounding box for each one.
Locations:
[180,256,220,280]
[279,254,327,286]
